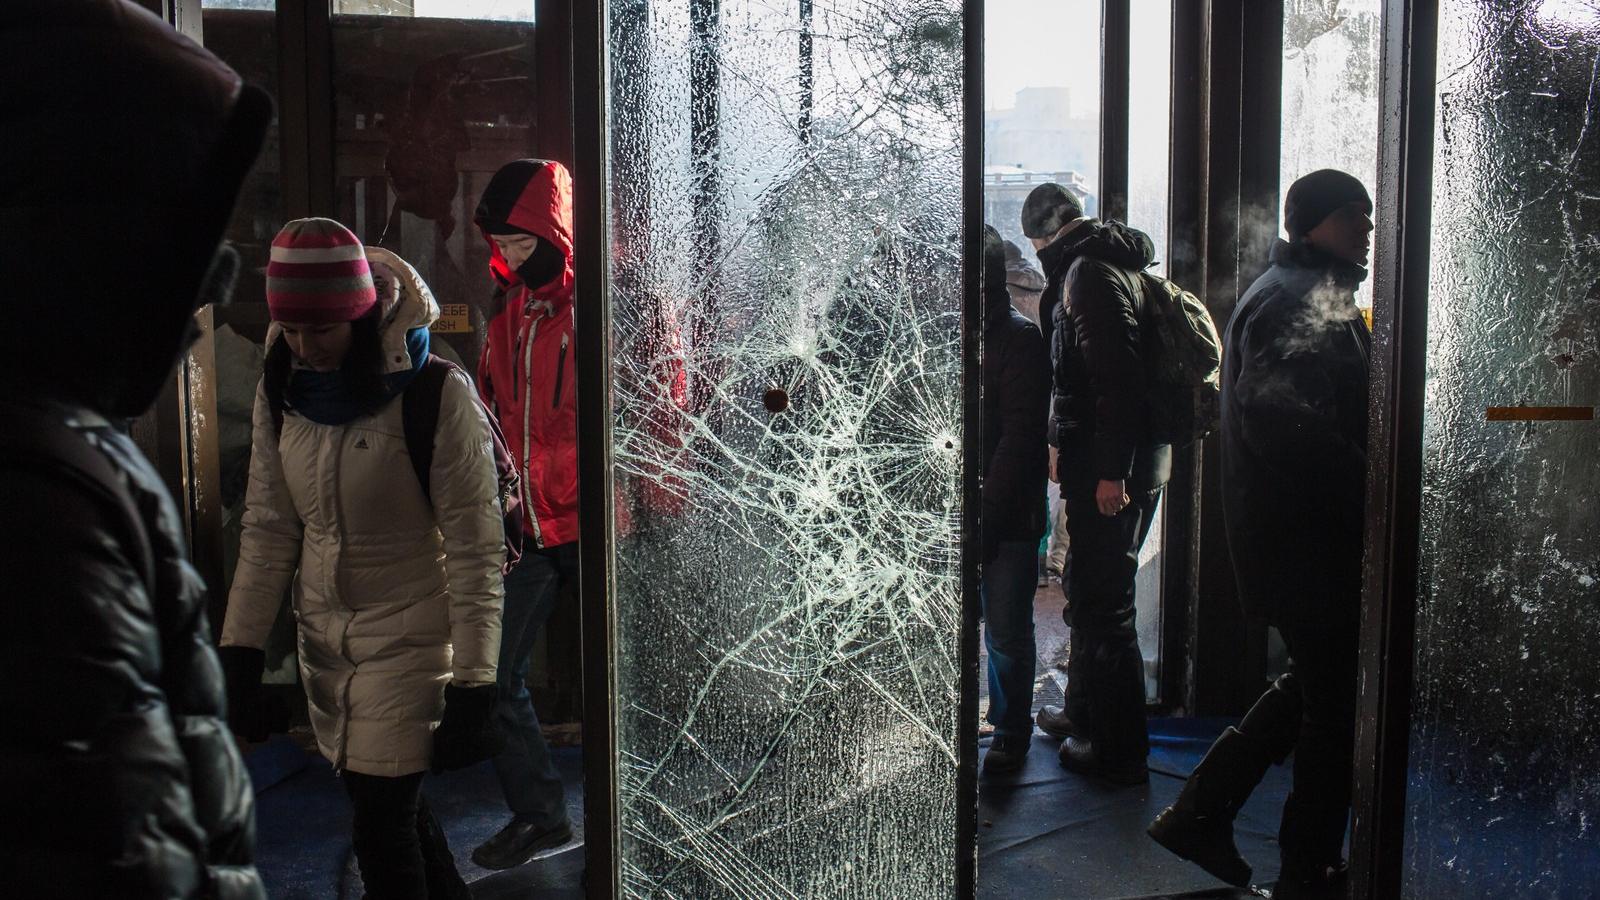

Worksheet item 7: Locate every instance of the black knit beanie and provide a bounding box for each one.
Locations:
[1020,182,1086,240]
[1284,169,1372,240]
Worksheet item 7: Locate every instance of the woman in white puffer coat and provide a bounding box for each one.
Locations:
[218,219,504,900]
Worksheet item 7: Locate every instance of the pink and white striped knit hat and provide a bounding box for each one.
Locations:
[265,218,377,323]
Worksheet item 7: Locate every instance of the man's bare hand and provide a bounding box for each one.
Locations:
[1048,446,1060,484]
[1095,478,1130,517]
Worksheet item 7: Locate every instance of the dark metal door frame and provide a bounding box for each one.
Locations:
[1350,1,1437,896]
[571,2,618,894]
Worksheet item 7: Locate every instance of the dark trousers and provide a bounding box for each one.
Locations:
[492,542,578,829]
[1276,618,1359,871]
[341,771,469,900]
[981,539,1041,737]
[1059,476,1162,764]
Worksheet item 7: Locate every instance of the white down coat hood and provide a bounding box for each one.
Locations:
[222,251,504,777]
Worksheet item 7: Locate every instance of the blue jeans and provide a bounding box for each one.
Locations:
[492,543,578,829]
[982,540,1040,737]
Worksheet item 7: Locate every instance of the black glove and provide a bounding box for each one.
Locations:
[431,683,506,774]
[216,645,288,743]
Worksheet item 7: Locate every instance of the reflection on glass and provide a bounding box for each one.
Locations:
[608,0,965,894]
[1407,3,1600,896]
[201,1,295,682]
[1279,0,1380,307]
[330,13,535,374]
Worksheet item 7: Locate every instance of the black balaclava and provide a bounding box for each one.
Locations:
[516,237,565,290]
[1283,169,1372,240]
[484,225,565,290]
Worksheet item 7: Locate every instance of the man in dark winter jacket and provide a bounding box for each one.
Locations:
[0,1,271,897]
[1148,169,1373,899]
[1023,183,1169,786]
[979,226,1053,774]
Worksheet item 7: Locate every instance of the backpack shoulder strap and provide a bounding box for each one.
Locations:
[0,403,155,595]
[401,354,459,503]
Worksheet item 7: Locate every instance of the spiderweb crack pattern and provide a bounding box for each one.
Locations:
[607,1,965,896]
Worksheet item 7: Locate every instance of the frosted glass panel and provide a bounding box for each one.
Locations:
[1280,0,1380,308]
[1406,2,1600,896]
[606,1,966,896]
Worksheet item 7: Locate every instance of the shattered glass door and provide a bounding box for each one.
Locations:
[605,0,967,895]
[1405,1,1600,895]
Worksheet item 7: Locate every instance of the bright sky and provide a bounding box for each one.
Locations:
[413,0,533,20]
[984,0,1101,113]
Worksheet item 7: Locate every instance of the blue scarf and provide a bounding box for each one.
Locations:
[286,325,431,426]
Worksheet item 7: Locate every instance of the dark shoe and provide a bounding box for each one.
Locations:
[1146,727,1271,887]
[1148,806,1252,887]
[1035,705,1080,740]
[1271,861,1348,899]
[983,734,1030,774]
[471,818,573,870]
[1058,736,1148,786]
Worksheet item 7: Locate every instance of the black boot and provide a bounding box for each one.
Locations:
[1147,674,1302,887]
[416,795,471,900]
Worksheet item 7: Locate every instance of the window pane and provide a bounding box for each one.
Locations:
[1279,0,1380,309]
[330,13,536,375]
[333,0,534,21]
[608,0,965,894]
[1407,2,1600,896]
[1127,0,1172,701]
[984,0,1101,281]
[201,2,294,681]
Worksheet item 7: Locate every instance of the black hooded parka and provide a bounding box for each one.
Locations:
[1038,220,1173,491]
[0,2,271,897]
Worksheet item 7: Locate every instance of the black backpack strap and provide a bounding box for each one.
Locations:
[401,354,458,503]
[0,403,155,596]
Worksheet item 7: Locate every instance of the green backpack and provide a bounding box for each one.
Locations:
[1116,267,1223,445]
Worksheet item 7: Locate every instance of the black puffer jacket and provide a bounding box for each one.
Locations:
[1221,239,1370,627]
[1039,220,1172,490]
[0,1,270,897]
[982,244,1052,554]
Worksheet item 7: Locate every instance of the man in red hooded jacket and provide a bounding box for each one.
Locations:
[469,158,579,869]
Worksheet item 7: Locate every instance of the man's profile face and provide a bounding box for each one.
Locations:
[1306,202,1375,267]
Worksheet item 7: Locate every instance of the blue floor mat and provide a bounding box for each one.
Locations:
[977,717,1290,899]
[251,719,1284,899]
[249,740,585,900]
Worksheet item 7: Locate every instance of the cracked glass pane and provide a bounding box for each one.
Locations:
[606,0,965,895]
[1406,2,1600,895]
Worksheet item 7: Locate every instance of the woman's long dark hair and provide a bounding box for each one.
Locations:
[263,305,390,417]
